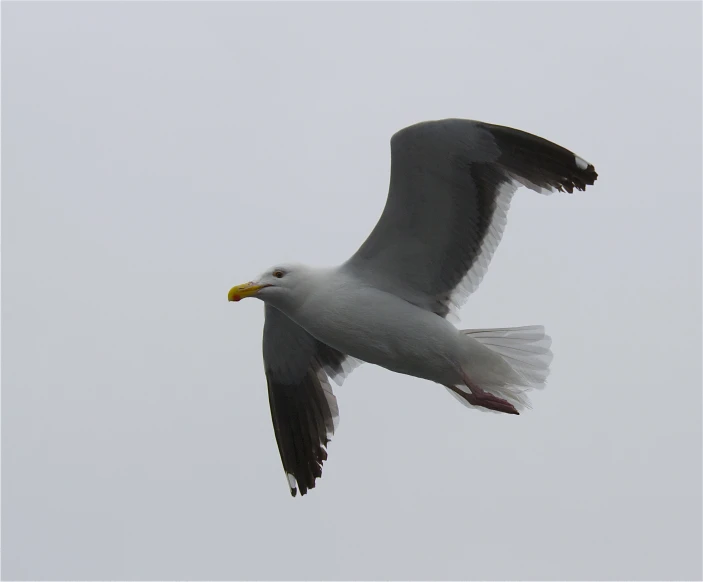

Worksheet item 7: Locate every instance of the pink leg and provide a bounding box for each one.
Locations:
[457,371,520,415]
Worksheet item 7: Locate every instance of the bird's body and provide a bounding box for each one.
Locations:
[228,118,598,496]
[285,266,466,386]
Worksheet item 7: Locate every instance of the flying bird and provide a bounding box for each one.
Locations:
[228,119,597,496]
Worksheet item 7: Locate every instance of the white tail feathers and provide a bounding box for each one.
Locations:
[447,325,553,413]
[463,325,553,388]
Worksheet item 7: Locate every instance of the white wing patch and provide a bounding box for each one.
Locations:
[324,356,363,388]
[443,179,518,321]
[444,171,564,321]
[575,155,589,170]
[315,368,341,433]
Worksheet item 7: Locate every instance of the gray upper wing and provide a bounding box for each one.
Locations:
[262,305,354,496]
[344,119,598,318]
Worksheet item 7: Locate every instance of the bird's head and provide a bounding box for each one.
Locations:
[228,263,312,311]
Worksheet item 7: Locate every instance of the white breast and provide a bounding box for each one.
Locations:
[291,275,463,385]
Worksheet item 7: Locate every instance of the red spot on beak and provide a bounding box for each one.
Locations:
[232,295,241,302]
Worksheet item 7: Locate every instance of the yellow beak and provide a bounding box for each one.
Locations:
[228,281,269,302]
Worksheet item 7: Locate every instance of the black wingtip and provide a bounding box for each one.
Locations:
[582,164,598,189]
[481,121,598,194]
[571,157,598,192]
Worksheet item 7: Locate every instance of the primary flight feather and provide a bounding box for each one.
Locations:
[228,119,598,496]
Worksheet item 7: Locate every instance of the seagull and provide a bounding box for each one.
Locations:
[228,119,597,496]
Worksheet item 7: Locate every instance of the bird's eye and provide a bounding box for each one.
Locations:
[273,270,284,279]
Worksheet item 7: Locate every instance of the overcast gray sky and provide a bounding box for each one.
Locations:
[2,2,701,580]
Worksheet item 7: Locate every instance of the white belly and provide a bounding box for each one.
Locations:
[291,285,463,385]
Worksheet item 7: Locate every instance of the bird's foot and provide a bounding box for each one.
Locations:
[460,371,520,415]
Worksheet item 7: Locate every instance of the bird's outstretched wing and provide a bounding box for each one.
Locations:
[262,305,356,496]
[345,119,598,318]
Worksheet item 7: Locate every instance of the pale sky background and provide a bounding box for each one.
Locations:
[2,2,701,580]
